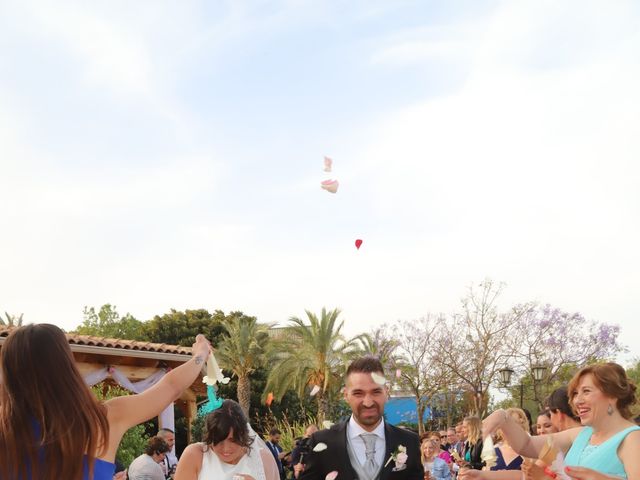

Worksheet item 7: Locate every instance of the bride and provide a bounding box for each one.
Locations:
[174,399,279,480]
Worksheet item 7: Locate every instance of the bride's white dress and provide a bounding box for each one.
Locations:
[198,444,270,480]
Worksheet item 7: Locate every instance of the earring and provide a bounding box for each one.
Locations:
[607,404,614,416]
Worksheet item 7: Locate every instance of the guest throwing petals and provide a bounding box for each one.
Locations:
[482,363,640,479]
[0,323,212,480]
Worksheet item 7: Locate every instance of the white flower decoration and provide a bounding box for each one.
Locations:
[480,435,497,469]
[203,352,230,385]
[384,445,407,468]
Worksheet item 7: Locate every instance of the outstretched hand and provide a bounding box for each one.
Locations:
[521,460,547,480]
[458,468,484,479]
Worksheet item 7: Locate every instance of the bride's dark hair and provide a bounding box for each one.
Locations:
[204,399,255,449]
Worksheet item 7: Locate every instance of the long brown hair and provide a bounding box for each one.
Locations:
[0,324,110,480]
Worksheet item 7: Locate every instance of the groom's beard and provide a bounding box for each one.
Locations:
[355,404,383,426]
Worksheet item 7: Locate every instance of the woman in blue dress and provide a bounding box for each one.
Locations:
[0,323,211,480]
[482,362,639,480]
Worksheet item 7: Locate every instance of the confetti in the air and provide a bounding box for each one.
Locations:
[322,420,334,429]
[313,442,328,452]
[371,372,386,385]
[324,156,333,172]
[321,179,339,193]
[326,472,338,480]
[355,239,363,250]
[310,385,321,396]
[265,392,274,407]
[395,369,402,378]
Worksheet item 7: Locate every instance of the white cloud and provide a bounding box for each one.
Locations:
[0,0,638,361]
[14,2,153,97]
[344,1,640,349]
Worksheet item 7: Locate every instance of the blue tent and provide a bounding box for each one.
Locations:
[384,396,431,425]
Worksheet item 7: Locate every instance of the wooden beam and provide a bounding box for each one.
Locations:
[186,399,198,444]
[179,388,196,402]
[77,362,164,381]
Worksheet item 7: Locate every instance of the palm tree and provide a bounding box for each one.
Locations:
[216,315,271,417]
[265,307,358,424]
[352,327,401,371]
[1,312,24,327]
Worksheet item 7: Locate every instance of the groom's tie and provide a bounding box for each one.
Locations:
[360,433,379,479]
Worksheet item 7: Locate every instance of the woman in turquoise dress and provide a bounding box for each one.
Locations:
[482,362,639,479]
[0,323,211,480]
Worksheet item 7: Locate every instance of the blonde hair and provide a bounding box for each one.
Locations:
[420,438,439,464]
[495,408,529,443]
[463,416,482,445]
[507,408,530,432]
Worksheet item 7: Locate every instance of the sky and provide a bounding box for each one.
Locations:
[1,0,639,364]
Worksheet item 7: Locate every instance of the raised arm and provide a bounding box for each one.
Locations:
[104,335,211,455]
[482,409,580,459]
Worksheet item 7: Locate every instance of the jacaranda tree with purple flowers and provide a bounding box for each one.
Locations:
[436,279,527,416]
[507,303,623,405]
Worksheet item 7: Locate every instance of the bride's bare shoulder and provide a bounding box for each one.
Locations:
[183,442,208,457]
[174,443,207,480]
[179,443,208,466]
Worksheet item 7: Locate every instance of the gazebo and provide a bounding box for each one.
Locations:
[0,326,205,443]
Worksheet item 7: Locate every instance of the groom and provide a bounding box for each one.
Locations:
[299,356,422,480]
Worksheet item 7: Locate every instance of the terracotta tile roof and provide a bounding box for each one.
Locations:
[0,326,192,355]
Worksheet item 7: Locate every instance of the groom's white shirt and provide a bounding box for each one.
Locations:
[347,415,386,468]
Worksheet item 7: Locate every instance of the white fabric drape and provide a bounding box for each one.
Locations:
[83,366,175,448]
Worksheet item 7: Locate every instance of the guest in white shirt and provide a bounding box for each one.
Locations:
[128,436,170,480]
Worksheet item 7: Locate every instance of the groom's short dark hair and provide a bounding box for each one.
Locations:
[346,355,384,377]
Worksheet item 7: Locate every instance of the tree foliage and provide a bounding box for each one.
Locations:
[142,308,228,347]
[216,314,271,416]
[353,328,401,381]
[1,312,24,327]
[265,308,359,424]
[625,358,640,417]
[436,280,523,416]
[389,316,449,434]
[73,304,145,339]
[507,303,622,406]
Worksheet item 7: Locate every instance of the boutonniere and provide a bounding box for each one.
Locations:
[384,445,408,471]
